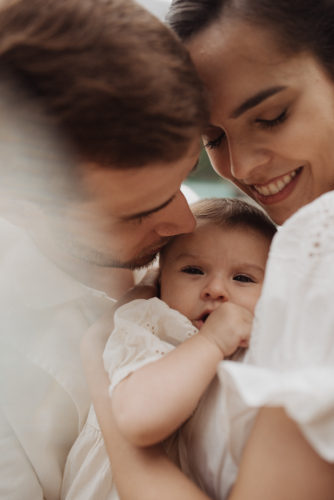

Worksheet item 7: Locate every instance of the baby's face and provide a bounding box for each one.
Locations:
[160,224,270,329]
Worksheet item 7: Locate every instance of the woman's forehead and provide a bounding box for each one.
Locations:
[187,19,320,119]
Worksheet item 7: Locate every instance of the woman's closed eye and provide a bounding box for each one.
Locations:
[203,126,226,150]
[181,266,204,275]
[256,109,288,130]
[233,274,255,283]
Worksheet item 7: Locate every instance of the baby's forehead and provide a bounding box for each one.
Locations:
[161,221,270,263]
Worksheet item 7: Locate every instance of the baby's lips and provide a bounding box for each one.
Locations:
[194,310,213,330]
[196,319,205,330]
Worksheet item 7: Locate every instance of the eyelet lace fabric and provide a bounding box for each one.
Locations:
[103,298,198,397]
[62,298,198,500]
[218,191,334,464]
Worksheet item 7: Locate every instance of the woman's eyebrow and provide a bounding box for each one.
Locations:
[230,86,287,119]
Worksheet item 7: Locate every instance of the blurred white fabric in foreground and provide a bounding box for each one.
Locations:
[136,0,171,20]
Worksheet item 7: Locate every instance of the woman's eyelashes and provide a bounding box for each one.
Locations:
[181,266,204,275]
[204,131,226,150]
[233,274,255,283]
[256,109,288,130]
[203,108,288,150]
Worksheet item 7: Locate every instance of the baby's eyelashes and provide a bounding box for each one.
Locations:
[233,274,255,283]
[181,266,204,275]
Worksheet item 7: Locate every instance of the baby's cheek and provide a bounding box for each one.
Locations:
[161,283,185,314]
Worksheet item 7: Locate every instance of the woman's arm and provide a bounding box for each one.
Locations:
[112,301,252,446]
[103,405,334,500]
[228,407,334,500]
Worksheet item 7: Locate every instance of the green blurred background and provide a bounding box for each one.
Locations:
[184,147,242,199]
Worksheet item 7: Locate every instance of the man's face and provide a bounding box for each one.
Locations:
[48,139,200,269]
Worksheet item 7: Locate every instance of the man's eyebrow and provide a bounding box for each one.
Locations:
[122,195,176,221]
[230,86,287,119]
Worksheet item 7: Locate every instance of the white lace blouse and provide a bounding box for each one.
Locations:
[180,191,334,500]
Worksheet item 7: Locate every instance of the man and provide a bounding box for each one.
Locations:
[0,0,207,498]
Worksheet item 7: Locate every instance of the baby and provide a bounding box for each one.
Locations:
[61,198,276,500]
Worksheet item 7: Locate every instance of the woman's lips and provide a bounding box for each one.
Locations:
[250,167,302,205]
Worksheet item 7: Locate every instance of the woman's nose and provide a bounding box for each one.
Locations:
[228,138,270,181]
[154,190,196,237]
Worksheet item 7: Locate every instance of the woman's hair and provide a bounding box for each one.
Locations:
[167,0,334,79]
[160,197,277,265]
[0,0,208,168]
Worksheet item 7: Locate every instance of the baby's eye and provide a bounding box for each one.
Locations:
[181,266,203,275]
[233,275,254,283]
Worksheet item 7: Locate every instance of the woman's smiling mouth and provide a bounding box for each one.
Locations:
[250,167,303,205]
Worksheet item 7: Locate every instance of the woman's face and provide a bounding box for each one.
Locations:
[188,19,334,224]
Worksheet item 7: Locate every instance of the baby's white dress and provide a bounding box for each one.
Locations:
[179,191,334,499]
[61,298,199,500]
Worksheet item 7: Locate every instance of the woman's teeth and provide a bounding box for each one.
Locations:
[254,169,297,196]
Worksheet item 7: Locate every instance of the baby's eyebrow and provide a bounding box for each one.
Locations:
[237,263,265,275]
[174,252,200,261]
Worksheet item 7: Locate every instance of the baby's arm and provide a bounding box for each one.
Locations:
[111,302,252,447]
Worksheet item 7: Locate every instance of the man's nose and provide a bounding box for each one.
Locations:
[154,190,196,237]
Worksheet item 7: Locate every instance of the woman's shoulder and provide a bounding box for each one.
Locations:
[270,191,334,259]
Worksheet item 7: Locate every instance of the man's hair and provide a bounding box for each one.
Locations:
[0,0,208,168]
[160,197,277,265]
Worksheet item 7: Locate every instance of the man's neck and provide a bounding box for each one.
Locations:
[29,229,134,299]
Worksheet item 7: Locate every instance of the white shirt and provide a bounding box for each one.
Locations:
[0,218,115,500]
[183,191,334,499]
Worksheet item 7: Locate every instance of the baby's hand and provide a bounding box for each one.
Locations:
[199,302,253,358]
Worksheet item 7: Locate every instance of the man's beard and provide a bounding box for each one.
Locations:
[55,235,172,270]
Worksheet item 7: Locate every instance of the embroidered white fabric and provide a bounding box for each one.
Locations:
[103,298,198,397]
[218,190,334,466]
[61,298,198,500]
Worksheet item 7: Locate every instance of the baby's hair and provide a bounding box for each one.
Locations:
[191,198,277,239]
[160,197,276,266]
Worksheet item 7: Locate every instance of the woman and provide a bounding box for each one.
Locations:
[84,1,334,499]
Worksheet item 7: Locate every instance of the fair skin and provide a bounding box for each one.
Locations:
[35,138,200,270]
[111,224,266,446]
[86,18,334,500]
[7,139,200,296]
[187,20,334,226]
